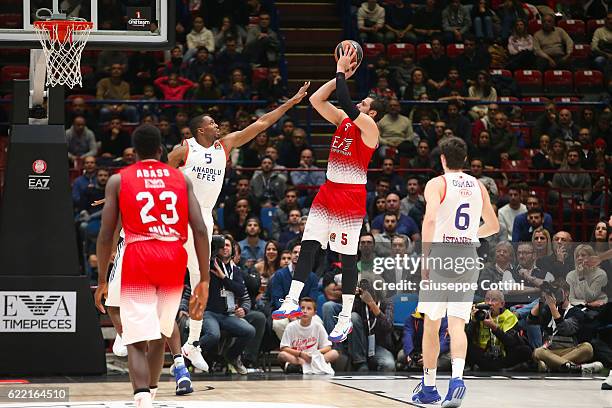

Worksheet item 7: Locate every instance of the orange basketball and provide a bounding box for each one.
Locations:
[334,40,363,69]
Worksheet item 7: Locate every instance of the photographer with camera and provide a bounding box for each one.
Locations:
[529,281,603,373]
[196,235,256,375]
[466,290,532,371]
[346,279,396,372]
[399,313,451,371]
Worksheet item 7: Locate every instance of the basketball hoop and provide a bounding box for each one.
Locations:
[33,13,92,89]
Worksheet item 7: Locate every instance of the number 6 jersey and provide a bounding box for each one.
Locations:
[433,172,483,244]
[119,160,189,245]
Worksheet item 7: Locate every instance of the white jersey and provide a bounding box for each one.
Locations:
[433,172,483,243]
[180,137,227,209]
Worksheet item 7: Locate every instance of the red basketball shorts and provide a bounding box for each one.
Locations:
[120,240,187,345]
[302,180,366,255]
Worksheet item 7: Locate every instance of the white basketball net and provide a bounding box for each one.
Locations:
[33,21,92,89]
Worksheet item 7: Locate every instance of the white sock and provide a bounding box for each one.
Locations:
[174,355,185,367]
[150,387,157,401]
[340,294,355,317]
[287,281,305,303]
[452,358,465,379]
[187,319,202,345]
[423,367,437,387]
[134,391,152,408]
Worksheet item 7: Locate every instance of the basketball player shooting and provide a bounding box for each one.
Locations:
[412,137,499,407]
[167,82,310,370]
[272,43,385,343]
[96,125,210,408]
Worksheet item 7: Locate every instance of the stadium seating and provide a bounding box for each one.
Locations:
[260,207,277,236]
[490,69,512,78]
[553,96,581,113]
[571,44,591,68]
[1,65,29,83]
[252,67,269,86]
[416,43,432,60]
[0,13,21,29]
[574,69,604,93]
[543,70,572,93]
[558,19,586,41]
[386,43,414,60]
[445,43,465,59]
[587,19,605,37]
[514,69,543,93]
[521,96,550,121]
[528,20,542,34]
[363,42,385,59]
[392,294,418,328]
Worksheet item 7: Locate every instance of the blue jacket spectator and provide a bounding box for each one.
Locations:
[270,264,320,311]
[512,211,553,242]
[404,314,450,358]
[71,156,98,208]
[372,212,420,238]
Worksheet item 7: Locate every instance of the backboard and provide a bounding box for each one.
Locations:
[0,0,174,49]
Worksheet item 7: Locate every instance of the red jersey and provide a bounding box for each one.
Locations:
[119,160,189,245]
[326,117,376,185]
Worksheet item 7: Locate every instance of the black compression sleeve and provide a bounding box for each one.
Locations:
[336,72,360,121]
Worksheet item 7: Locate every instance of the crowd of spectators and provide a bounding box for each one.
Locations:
[30,0,612,375]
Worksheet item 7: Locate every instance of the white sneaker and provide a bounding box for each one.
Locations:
[182,342,209,371]
[134,392,152,408]
[271,296,302,320]
[112,334,128,357]
[328,314,353,343]
[581,361,603,374]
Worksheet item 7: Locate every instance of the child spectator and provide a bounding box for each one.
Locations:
[279,297,339,374]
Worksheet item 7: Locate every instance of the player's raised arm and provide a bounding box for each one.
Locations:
[309,78,345,126]
[421,177,444,264]
[477,180,500,238]
[95,174,121,313]
[185,176,211,320]
[335,45,379,147]
[221,82,310,151]
[168,144,188,168]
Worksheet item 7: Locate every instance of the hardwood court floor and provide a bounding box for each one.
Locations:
[1,373,610,408]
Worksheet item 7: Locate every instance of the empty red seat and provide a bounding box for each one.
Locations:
[498,96,519,102]
[514,69,543,93]
[574,69,604,93]
[363,43,385,59]
[416,43,432,60]
[387,43,414,60]
[251,67,269,86]
[544,70,572,92]
[521,97,550,121]
[0,13,22,29]
[572,44,591,67]
[553,96,581,112]
[1,65,29,83]
[528,20,542,34]
[587,19,604,37]
[446,43,465,59]
[558,19,586,41]
[490,69,512,78]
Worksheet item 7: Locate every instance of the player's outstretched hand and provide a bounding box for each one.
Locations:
[585,255,602,268]
[337,43,358,79]
[94,282,108,314]
[288,81,311,106]
[189,281,209,321]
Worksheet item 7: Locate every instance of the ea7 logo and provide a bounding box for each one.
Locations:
[28,176,50,190]
[332,136,353,151]
[18,295,61,316]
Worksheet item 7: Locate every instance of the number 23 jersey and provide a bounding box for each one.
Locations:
[119,160,189,245]
[433,172,483,243]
